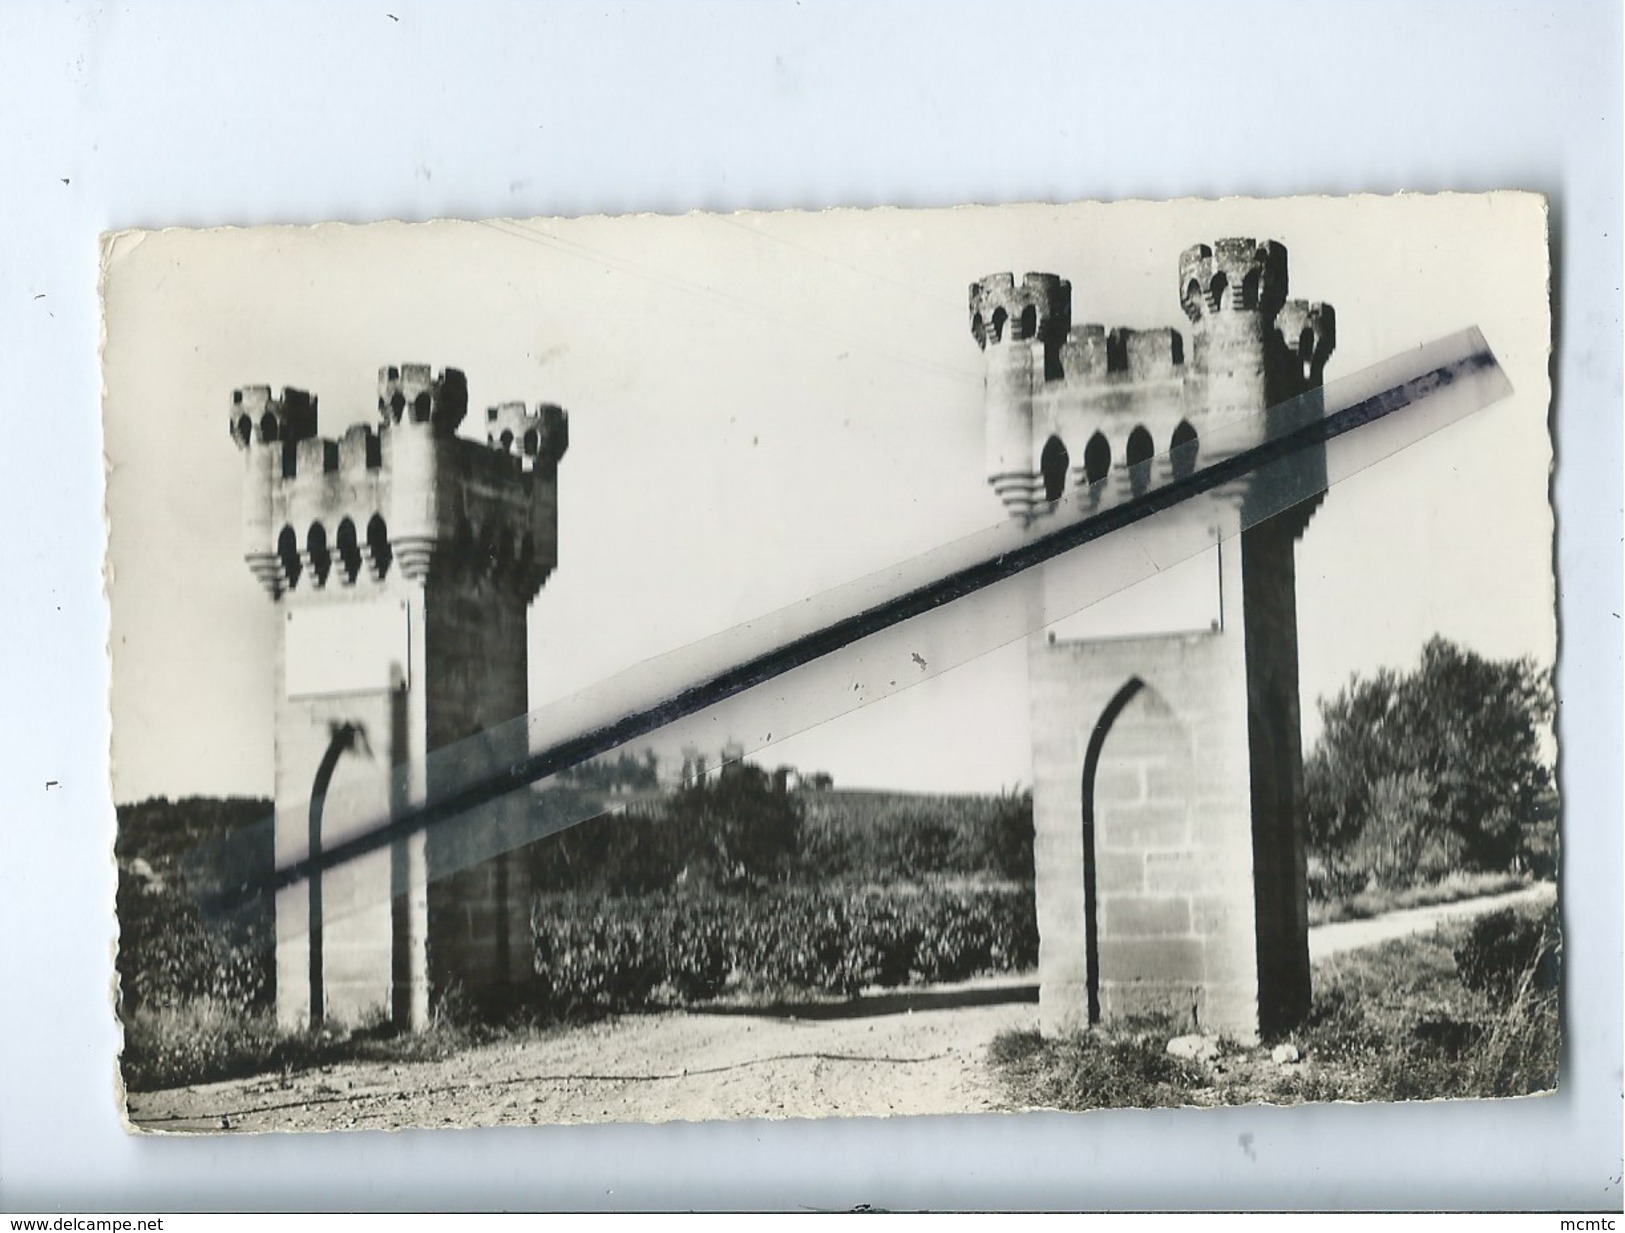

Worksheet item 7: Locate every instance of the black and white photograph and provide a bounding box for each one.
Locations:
[101,193,1556,1135]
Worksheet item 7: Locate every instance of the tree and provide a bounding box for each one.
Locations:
[664,764,803,887]
[1305,637,1555,885]
[529,760,804,894]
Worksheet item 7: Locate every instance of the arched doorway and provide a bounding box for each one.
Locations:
[1040,435,1069,503]
[1079,678,1195,1024]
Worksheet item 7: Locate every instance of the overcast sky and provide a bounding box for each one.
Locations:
[102,194,1553,801]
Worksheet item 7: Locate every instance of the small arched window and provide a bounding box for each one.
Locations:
[366,514,391,580]
[1040,436,1069,504]
[235,414,253,444]
[1170,421,1199,479]
[971,312,985,350]
[1126,426,1156,495]
[259,413,279,442]
[306,523,331,587]
[278,526,302,590]
[1019,305,1037,341]
[499,430,514,452]
[1083,432,1111,487]
[990,307,1008,344]
[335,518,361,585]
[523,428,540,457]
[1208,271,1230,312]
[1241,269,1261,310]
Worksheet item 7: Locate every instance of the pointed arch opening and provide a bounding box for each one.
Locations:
[1080,679,1198,1028]
[1080,678,1146,1025]
[366,514,391,580]
[1241,268,1261,310]
[1126,425,1155,495]
[335,517,361,585]
[1083,431,1111,487]
[278,525,302,590]
[1040,435,1069,504]
[306,522,331,587]
[990,306,1008,344]
[1170,420,1199,479]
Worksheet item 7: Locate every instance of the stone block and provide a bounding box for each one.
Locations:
[1102,895,1192,937]
[1097,802,1190,850]
[1038,979,1093,1037]
[1198,983,1261,1042]
[1201,933,1259,985]
[1091,765,1143,805]
[1095,850,1145,893]
[1101,981,1202,1026]
[1144,762,1196,803]
[1144,850,1201,893]
[1098,936,1204,986]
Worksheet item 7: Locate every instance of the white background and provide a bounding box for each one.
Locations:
[0,0,1619,1213]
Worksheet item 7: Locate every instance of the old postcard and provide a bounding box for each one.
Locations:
[102,193,1555,1133]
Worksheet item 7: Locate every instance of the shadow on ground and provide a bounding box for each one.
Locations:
[688,981,1040,1022]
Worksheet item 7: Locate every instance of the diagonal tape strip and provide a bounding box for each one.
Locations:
[183,328,1509,946]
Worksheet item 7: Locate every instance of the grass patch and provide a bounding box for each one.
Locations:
[989,903,1559,1111]
[1306,870,1532,927]
[119,995,568,1093]
[989,1015,1217,1110]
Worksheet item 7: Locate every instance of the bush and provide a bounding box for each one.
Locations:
[1454,905,1560,1002]
[114,797,275,1017]
[530,884,1038,1011]
[120,998,283,1092]
[794,788,1034,884]
[116,872,270,1015]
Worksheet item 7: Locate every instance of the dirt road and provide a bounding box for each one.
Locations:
[126,981,1037,1133]
[125,884,1555,1134]
[1308,882,1555,962]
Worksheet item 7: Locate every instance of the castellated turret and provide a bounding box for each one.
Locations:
[232,365,568,603]
[970,239,1339,1044]
[970,238,1334,522]
[231,362,569,1033]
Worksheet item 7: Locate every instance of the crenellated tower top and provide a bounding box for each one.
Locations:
[232,363,568,602]
[484,401,569,474]
[969,239,1335,522]
[377,364,468,435]
[969,272,1072,351]
[1177,238,1289,323]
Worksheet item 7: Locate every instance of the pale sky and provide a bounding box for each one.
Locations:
[102,194,1554,802]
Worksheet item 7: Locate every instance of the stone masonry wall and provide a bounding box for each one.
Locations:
[1029,540,1263,1039]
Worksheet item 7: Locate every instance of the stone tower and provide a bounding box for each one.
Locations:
[231,364,568,1031]
[969,239,1335,1041]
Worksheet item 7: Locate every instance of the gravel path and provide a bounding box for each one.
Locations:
[125,883,1555,1134]
[125,981,1038,1134]
[1308,882,1556,962]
